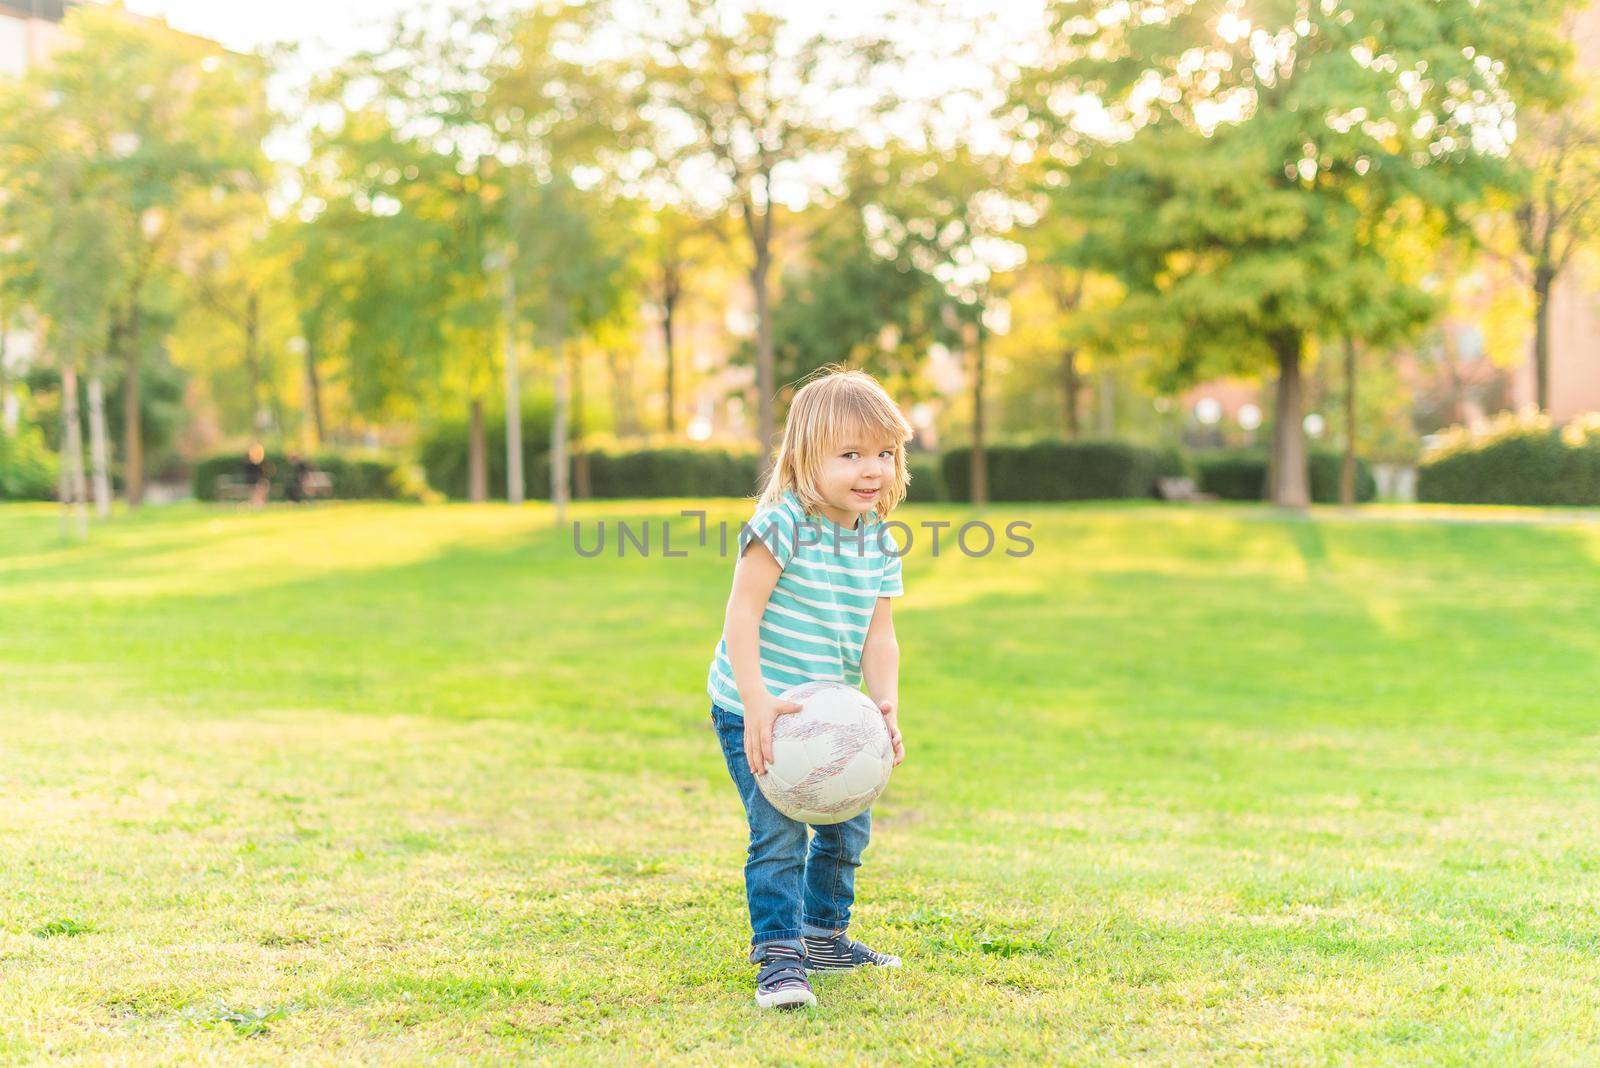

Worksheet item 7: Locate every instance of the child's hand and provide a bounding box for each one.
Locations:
[878,699,905,767]
[745,693,804,777]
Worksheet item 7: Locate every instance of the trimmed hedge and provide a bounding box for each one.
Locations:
[903,452,946,502]
[940,440,1163,502]
[577,446,760,499]
[417,403,555,501]
[0,425,58,501]
[194,450,424,502]
[1418,418,1600,505]
[1194,450,1377,503]
[566,445,937,502]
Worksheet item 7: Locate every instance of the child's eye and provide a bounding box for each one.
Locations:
[843,451,859,460]
[879,450,894,459]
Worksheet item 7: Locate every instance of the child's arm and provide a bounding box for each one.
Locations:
[723,539,802,776]
[862,596,904,767]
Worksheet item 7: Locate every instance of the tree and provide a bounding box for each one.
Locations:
[854,140,1027,504]
[614,0,901,474]
[174,176,300,443]
[0,5,269,508]
[1492,99,1600,412]
[641,204,718,434]
[1020,0,1569,507]
[763,202,949,421]
[492,0,629,503]
[507,175,633,521]
[306,8,521,500]
[1010,193,1130,439]
[0,105,126,517]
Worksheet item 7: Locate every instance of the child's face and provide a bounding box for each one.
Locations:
[818,432,898,525]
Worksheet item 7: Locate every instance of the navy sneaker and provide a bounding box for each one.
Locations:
[754,944,816,1009]
[801,932,902,971]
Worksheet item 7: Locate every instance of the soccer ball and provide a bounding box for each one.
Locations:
[756,681,895,824]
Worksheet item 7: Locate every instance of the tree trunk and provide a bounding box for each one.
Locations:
[571,343,590,500]
[0,315,14,437]
[1061,347,1081,438]
[1340,335,1358,507]
[1096,372,1115,437]
[303,329,325,449]
[608,349,638,438]
[246,292,264,434]
[1532,264,1553,413]
[502,256,524,506]
[550,334,570,527]
[752,249,775,480]
[1267,333,1310,509]
[86,355,112,518]
[59,364,88,539]
[121,309,143,508]
[467,395,487,503]
[661,286,679,434]
[969,318,989,506]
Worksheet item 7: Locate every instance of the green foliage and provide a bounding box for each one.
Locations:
[764,213,949,398]
[22,355,188,480]
[416,401,557,502]
[1195,450,1377,503]
[1018,0,1569,502]
[903,453,947,503]
[1418,412,1600,505]
[31,918,93,938]
[941,440,1163,502]
[0,425,58,501]
[572,446,760,499]
[0,4,272,492]
[192,450,421,502]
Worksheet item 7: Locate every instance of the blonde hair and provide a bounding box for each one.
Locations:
[757,366,916,521]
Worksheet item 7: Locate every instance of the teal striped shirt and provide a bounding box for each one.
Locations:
[708,489,904,716]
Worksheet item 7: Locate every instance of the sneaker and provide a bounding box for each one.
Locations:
[754,944,816,1010]
[801,932,902,971]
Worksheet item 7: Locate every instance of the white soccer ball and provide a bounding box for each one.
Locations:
[756,681,895,825]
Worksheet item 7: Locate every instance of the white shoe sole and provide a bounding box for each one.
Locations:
[755,986,817,1010]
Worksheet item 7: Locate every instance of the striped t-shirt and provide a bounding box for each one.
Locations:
[707,489,904,716]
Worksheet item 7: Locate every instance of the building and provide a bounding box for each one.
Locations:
[1504,2,1600,420]
[0,1,74,79]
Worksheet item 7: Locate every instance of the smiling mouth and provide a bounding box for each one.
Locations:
[852,488,878,499]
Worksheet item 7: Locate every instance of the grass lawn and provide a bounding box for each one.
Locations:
[2,498,1599,1065]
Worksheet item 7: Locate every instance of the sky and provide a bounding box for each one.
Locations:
[119,0,1050,148]
[117,0,1050,188]
[123,0,403,61]
[121,0,1045,59]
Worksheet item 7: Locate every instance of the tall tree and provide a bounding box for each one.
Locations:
[1491,99,1600,412]
[307,9,519,499]
[854,141,1027,504]
[0,5,269,508]
[614,0,901,475]
[507,176,633,521]
[641,205,718,434]
[492,0,627,502]
[765,205,948,408]
[1021,0,1569,507]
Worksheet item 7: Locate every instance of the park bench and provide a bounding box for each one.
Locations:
[215,474,252,502]
[215,469,332,502]
[301,470,334,498]
[1155,476,1218,502]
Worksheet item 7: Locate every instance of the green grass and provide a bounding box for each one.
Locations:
[2,498,1599,1064]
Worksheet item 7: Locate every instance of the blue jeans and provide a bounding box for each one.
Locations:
[710,703,873,963]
